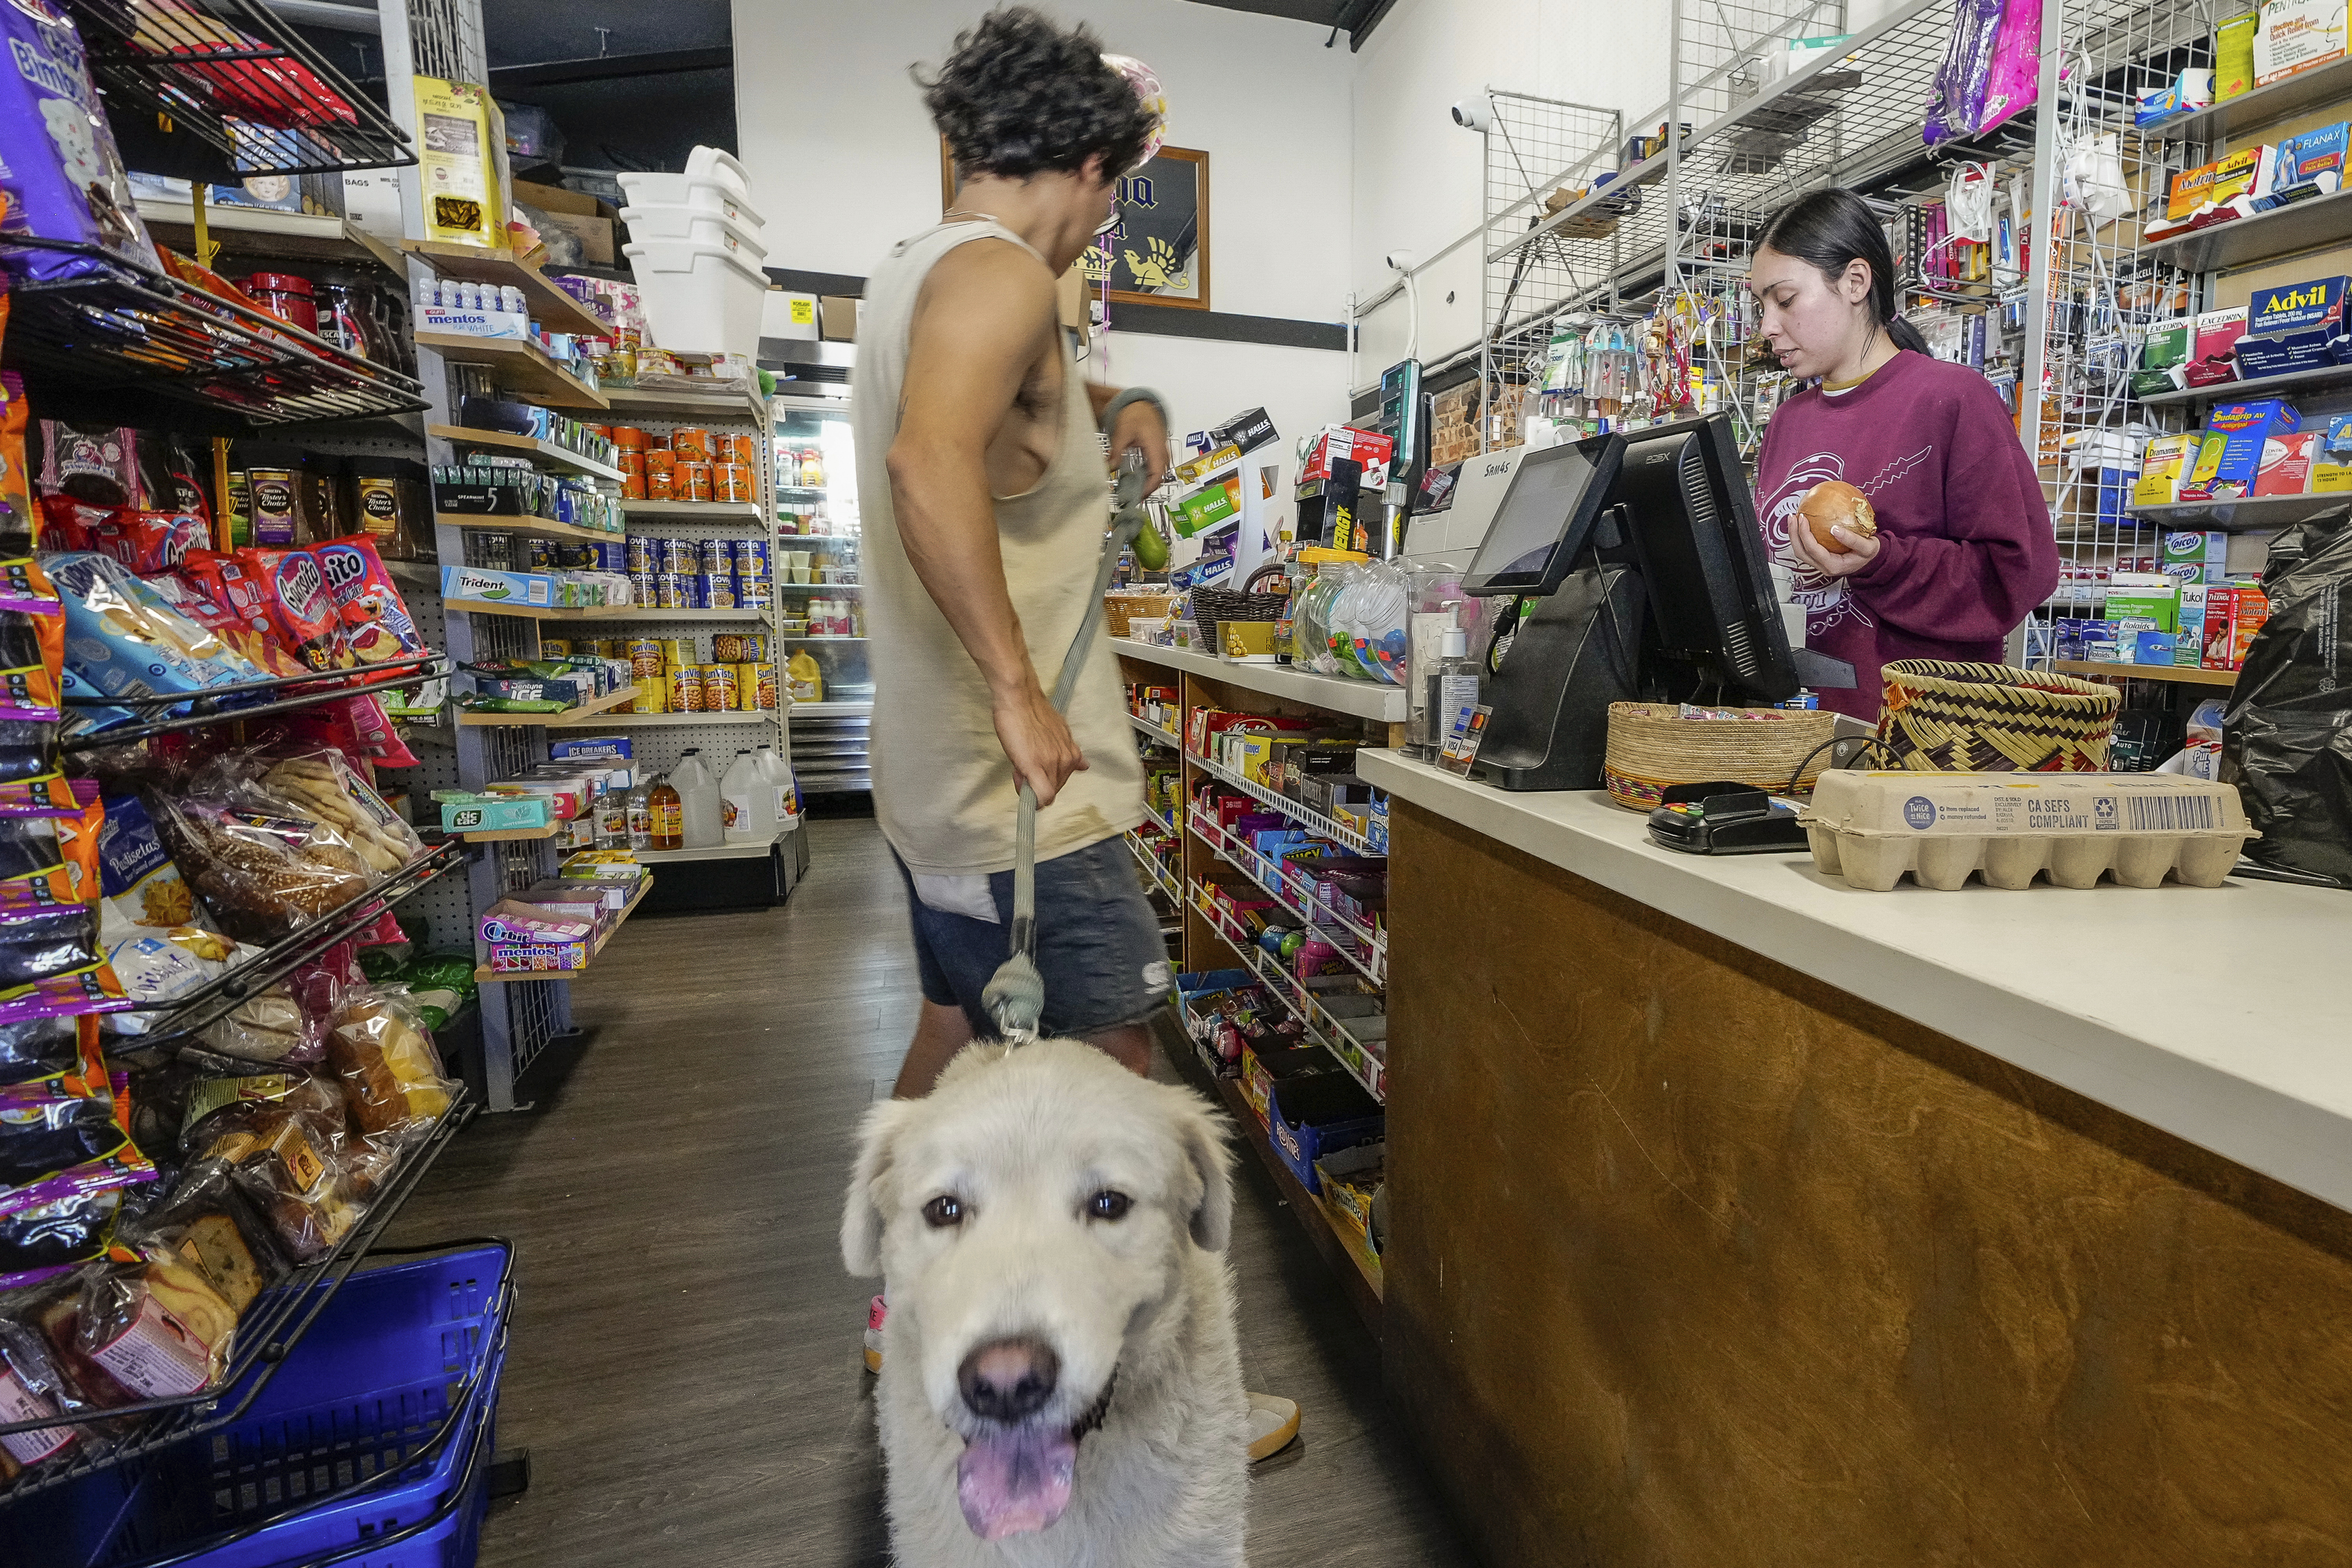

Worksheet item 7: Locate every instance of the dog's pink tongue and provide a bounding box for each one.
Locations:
[957,1428,1078,1539]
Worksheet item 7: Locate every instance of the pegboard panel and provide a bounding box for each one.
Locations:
[381,576,475,950]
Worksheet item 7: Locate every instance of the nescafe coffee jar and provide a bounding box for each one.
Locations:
[344,456,429,559]
[238,442,303,545]
[244,273,319,335]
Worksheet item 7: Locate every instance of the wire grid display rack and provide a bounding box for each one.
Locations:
[2012,0,2214,663]
[1477,91,1623,452]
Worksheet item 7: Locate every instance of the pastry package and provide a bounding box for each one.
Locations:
[0,0,160,286]
[100,922,233,1035]
[263,750,425,874]
[178,1070,354,1262]
[196,958,322,1066]
[0,1308,105,1474]
[126,1161,289,1314]
[144,760,376,942]
[67,1257,237,1399]
[93,793,200,929]
[325,988,453,1137]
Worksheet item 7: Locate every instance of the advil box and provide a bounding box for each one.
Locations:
[2201,399,2301,497]
[2235,275,2350,376]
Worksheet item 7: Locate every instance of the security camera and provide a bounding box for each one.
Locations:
[1384,249,1415,272]
[1451,97,1490,132]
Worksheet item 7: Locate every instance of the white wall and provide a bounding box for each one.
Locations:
[735,0,1355,486]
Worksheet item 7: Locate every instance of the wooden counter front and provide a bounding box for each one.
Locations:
[1385,798,2352,1566]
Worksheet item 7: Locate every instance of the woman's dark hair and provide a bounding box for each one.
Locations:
[1755,188,1931,356]
[917,7,1158,182]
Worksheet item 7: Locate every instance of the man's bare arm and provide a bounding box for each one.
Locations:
[886,241,1086,804]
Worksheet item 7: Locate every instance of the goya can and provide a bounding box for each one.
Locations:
[700,663,737,710]
[653,572,684,610]
[731,539,770,578]
[626,534,656,571]
[697,538,730,576]
[667,664,704,713]
[706,573,735,610]
[682,573,712,610]
[735,576,771,611]
[659,537,696,575]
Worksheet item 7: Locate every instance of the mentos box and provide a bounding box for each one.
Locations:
[2259,122,2348,209]
[2198,399,2301,498]
[2236,275,2351,376]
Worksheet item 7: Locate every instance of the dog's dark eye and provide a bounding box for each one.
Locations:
[1088,1190,1131,1222]
[924,1195,964,1228]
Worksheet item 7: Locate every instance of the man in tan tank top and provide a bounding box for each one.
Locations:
[853,9,1171,1098]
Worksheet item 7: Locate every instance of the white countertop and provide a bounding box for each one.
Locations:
[1357,750,2352,1212]
[1111,639,1410,723]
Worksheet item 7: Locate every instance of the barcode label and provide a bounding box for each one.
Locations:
[2127,793,2217,832]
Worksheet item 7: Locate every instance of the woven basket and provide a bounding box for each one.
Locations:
[1191,586,1285,660]
[1601,702,1838,811]
[1105,592,1175,639]
[1878,661,2120,773]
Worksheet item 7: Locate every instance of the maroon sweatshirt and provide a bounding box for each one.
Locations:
[1753,350,2059,720]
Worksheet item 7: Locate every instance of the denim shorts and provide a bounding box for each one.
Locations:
[895,835,1172,1040]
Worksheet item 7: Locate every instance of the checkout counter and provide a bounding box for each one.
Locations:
[1356,419,2352,1564]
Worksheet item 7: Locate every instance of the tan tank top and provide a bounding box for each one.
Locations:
[850,220,1144,876]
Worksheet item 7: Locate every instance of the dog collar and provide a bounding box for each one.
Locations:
[1071,1370,1118,1442]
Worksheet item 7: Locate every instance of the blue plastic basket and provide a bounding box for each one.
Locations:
[3,1242,512,1568]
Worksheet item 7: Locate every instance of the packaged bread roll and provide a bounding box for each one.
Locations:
[326,989,454,1136]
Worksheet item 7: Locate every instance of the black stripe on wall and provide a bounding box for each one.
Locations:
[761,267,1348,352]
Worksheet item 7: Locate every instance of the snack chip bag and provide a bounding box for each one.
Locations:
[47,552,258,712]
[36,423,140,508]
[314,535,425,664]
[174,550,308,678]
[0,372,29,555]
[85,510,209,576]
[0,1,162,285]
[234,547,353,672]
[0,609,62,720]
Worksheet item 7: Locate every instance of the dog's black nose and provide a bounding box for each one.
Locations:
[958,1337,1060,1423]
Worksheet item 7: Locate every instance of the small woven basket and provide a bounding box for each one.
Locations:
[1191,586,1286,659]
[1105,592,1175,639]
[1602,702,1838,811]
[1878,661,2120,773]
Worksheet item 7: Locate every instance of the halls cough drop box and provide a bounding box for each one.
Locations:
[1799,772,2254,892]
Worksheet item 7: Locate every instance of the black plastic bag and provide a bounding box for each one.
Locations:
[2222,516,2352,884]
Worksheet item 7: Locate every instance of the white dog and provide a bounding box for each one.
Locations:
[842,1039,1249,1566]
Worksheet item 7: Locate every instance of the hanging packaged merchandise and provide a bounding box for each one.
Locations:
[325,987,454,1137]
[261,749,426,875]
[121,1160,292,1314]
[0,374,30,555]
[36,423,141,509]
[65,1257,238,1399]
[1923,0,2005,146]
[173,548,310,678]
[47,552,260,721]
[0,1306,111,1465]
[0,0,161,285]
[0,1180,131,1293]
[136,432,213,528]
[143,760,377,943]
[0,609,62,722]
[0,1016,129,1191]
[2222,517,2352,883]
[0,906,124,1027]
[81,508,211,576]
[1974,0,2042,135]
[0,817,79,917]
[412,76,507,249]
[0,1014,79,1081]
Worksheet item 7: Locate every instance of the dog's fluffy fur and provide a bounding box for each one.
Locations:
[843,1040,1249,1566]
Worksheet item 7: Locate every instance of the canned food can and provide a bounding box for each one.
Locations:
[735,576,771,610]
[655,637,695,666]
[698,538,730,575]
[643,448,677,475]
[737,633,772,662]
[677,573,707,610]
[626,535,656,570]
[631,680,668,714]
[656,537,691,574]
[711,633,744,662]
[626,637,663,675]
[540,638,572,657]
[682,463,715,503]
[646,469,675,501]
[613,426,649,450]
[629,570,655,603]
[617,448,647,474]
[621,472,648,500]
[654,572,684,610]
[670,427,713,462]
[667,664,704,712]
[701,663,737,710]
[738,432,764,466]
[713,463,753,503]
[731,663,762,710]
[707,573,735,610]
[731,539,769,578]
[754,662,778,710]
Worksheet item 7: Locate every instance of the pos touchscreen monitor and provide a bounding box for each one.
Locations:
[1460,434,1624,597]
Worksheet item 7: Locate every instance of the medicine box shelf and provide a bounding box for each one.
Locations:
[399,241,614,338]
[2049,661,2241,688]
[2135,363,2352,408]
[2144,189,2352,274]
[2150,54,2352,142]
[2128,492,2352,531]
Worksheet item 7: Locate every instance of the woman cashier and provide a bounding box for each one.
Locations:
[1748,188,2059,720]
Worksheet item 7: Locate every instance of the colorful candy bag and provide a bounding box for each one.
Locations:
[314,535,425,664]
[234,547,352,672]
[0,0,161,284]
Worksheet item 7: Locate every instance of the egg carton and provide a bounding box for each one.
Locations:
[1798,771,2256,892]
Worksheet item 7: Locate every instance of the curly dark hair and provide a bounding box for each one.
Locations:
[916,7,1158,181]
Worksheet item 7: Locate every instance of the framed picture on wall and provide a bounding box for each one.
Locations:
[941,143,1210,312]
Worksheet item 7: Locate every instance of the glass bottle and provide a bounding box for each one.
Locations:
[626,780,654,851]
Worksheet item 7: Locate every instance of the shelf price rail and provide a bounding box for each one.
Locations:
[1186,746,1378,856]
[0,1089,475,1504]
[60,655,448,752]
[1123,830,1183,906]
[1189,882,1387,1103]
[1187,811,1386,987]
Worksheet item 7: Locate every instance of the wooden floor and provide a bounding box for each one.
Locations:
[382,813,1472,1568]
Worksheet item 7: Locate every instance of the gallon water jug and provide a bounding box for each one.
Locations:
[755,744,798,826]
[672,748,724,848]
[722,748,777,844]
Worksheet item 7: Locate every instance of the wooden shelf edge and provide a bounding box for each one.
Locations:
[2050,660,2240,687]
[399,240,617,338]
[459,823,561,842]
[457,685,641,726]
[414,330,608,411]
[426,424,625,481]
[436,512,619,543]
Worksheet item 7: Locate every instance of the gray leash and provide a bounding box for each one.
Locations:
[982,450,1158,1043]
